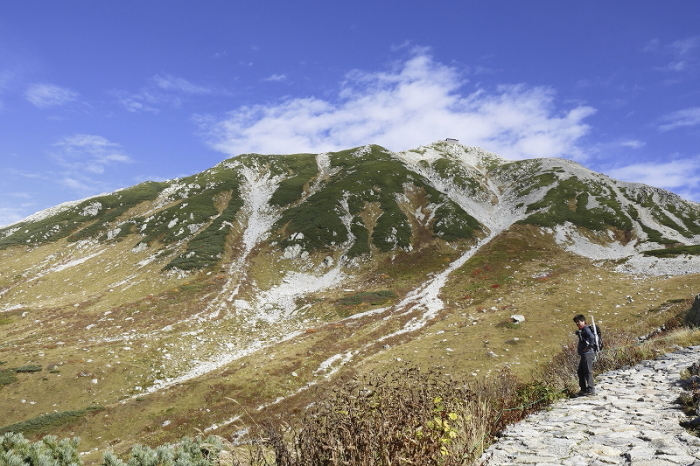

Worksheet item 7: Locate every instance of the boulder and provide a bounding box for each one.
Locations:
[511,314,525,324]
[685,294,700,327]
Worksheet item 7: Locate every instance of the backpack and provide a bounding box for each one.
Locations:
[587,324,603,352]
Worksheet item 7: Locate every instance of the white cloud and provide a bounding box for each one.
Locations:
[647,36,700,73]
[642,39,660,53]
[61,177,95,190]
[153,74,213,94]
[263,74,287,82]
[115,89,175,113]
[658,107,700,131]
[619,139,645,149]
[52,134,132,175]
[607,158,700,198]
[25,83,78,108]
[0,192,38,227]
[199,51,596,160]
[670,37,700,57]
[116,74,218,112]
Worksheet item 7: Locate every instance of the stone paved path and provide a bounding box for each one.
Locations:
[479,346,700,466]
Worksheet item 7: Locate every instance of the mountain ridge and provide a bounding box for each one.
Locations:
[1,141,699,453]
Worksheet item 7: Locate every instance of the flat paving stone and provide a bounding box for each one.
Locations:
[479,347,700,465]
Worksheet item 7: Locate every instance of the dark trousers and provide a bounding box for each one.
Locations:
[577,351,595,392]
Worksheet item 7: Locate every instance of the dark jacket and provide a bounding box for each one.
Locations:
[576,325,597,355]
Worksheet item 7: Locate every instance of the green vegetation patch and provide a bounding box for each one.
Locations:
[0,433,81,466]
[164,193,244,271]
[643,245,700,258]
[519,178,633,232]
[0,407,103,435]
[268,153,319,207]
[165,153,318,270]
[335,290,397,307]
[103,436,224,466]
[0,182,167,250]
[623,188,700,240]
[68,182,168,243]
[140,187,228,246]
[0,370,17,387]
[515,172,559,197]
[429,157,483,194]
[626,205,671,244]
[14,365,42,373]
[346,216,370,258]
[666,204,700,236]
[274,145,481,254]
[432,200,482,242]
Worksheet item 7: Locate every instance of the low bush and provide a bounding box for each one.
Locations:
[14,365,42,373]
[0,433,81,466]
[0,370,17,386]
[4,311,699,466]
[643,245,700,258]
[103,436,224,466]
[335,290,397,307]
[0,407,102,435]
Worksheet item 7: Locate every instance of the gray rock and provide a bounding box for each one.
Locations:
[480,347,700,465]
[685,294,700,327]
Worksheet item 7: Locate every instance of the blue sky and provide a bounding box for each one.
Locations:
[1,1,699,226]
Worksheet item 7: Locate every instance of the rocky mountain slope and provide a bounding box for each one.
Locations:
[1,141,699,453]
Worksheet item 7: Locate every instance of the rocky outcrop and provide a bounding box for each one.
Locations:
[686,294,700,327]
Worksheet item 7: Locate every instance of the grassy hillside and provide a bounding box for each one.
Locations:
[1,142,700,461]
[1,225,697,459]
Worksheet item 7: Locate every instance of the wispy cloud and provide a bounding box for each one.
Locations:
[658,107,700,131]
[153,74,213,94]
[0,135,135,225]
[0,206,31,227]
[198,50,596,160]
[25,83,78,108]
[115,89,173,113]
[116,74,218,113]
[0,191,38,227]
[619,139,645,149]
[263,74,287,82]
[645,36,700,73]
[642,38,660,53]
[52,134,132,177]
[670,37,700,58]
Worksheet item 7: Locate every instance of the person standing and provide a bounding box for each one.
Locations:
[573,314,596,396]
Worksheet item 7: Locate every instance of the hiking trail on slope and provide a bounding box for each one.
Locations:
[480,346,700,465]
